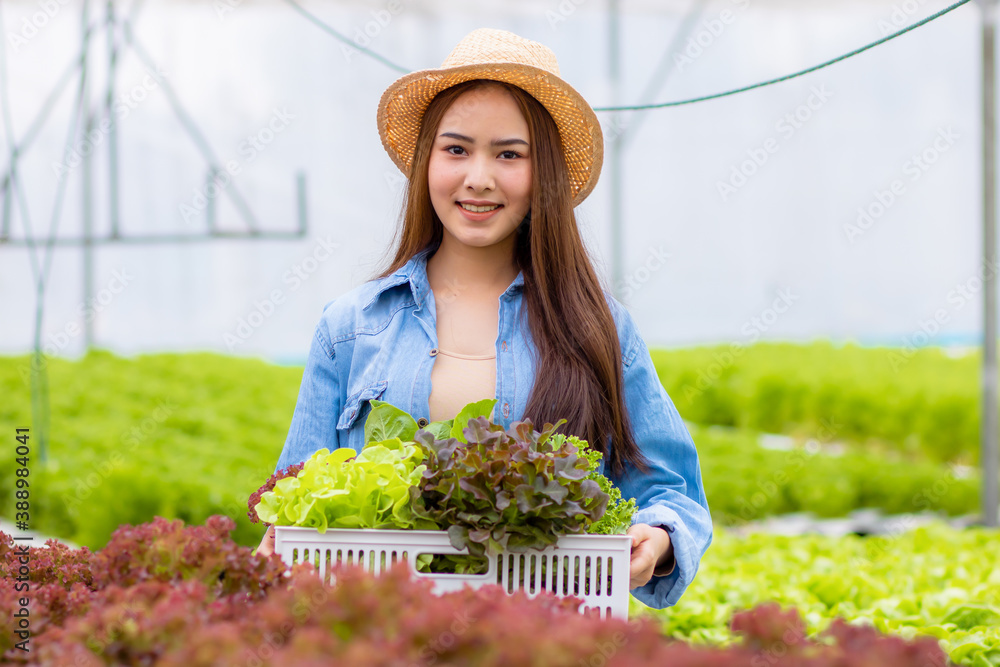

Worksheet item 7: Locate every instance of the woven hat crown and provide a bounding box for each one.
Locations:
[377,28,604,207]
[441,28,561,76]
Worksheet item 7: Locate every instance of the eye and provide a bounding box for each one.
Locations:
[500,150,523,159]
[444,145,466,155]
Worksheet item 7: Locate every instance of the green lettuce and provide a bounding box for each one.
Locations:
[549,433,638,535]
[253,438,440,532]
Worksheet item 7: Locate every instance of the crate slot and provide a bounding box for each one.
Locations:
[414,552,489,575]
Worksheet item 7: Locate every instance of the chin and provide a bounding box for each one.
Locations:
[453,234,500,248]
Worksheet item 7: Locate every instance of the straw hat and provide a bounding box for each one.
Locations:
[377,28,604,207]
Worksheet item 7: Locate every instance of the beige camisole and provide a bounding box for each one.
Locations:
[427,276,500,423]
[429,348,497,423]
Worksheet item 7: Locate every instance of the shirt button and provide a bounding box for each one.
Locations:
[502,403,510,418]
[429,348,438,356]
[417,418,428,427]
[501,340,507,351]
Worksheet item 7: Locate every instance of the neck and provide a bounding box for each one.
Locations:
[426,234,520,296]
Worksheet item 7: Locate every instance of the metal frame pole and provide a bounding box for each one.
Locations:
[83,94,95,351]
[609,0,624,301]
[981,0,999,527]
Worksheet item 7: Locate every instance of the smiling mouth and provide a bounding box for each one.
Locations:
[458,202,502,213]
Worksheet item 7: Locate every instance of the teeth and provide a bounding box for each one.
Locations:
[460,203,499,213]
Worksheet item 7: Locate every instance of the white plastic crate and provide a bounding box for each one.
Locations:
[274,526,634,620]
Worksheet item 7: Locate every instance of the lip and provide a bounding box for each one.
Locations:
[455,201,503,221]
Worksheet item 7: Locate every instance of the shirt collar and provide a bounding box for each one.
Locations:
[363,246,525,311]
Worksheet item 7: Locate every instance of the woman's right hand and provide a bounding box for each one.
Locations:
[255,524,276,557]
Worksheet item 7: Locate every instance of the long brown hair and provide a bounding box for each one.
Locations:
[372,79,650,479]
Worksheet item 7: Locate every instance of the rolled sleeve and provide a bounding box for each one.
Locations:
[273,310,343,473]
[610,307,713,610]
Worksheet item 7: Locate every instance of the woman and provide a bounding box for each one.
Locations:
[257,28,712,610]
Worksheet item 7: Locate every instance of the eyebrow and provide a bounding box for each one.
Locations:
[438,131,529,148]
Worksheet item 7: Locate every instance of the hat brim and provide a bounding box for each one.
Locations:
[377,62,604,207]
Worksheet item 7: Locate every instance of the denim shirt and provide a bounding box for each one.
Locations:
[272,245,713,609]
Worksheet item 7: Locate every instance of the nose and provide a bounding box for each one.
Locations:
[464,152,495,194]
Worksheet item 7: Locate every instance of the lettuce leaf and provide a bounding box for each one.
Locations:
[253,441,440,533]
[408,414,611,558]
[549,433,638,535]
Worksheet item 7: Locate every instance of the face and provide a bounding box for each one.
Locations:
[427,84,532,254]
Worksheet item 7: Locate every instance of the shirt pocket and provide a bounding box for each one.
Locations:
[336,378,388,450]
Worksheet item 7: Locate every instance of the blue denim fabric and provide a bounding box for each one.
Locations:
[272,245,713,609]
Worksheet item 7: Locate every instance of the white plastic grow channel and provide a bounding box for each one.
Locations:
[274,526,634,620]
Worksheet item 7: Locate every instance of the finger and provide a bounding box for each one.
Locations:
[629,565,650,590]
[629,533,648,552]
[628,543,655,589]
[633,539,655,564]
[630,546,655,584]
[256,527,276,556]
